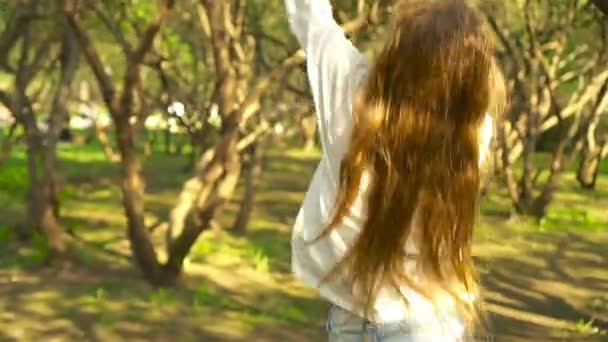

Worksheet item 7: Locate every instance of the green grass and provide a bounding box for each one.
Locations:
[190,233,279,273]
[574,318,606,336]
[0,140,326,340]
[0,228,52,269]
[0,139,606,341]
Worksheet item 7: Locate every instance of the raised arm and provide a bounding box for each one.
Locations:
[284,0,333,51]
[284,0,366,74]
[285,0,368,177]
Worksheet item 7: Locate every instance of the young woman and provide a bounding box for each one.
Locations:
[285,0,504,340]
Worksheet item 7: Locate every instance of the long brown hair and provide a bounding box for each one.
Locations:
[323,0,505,328]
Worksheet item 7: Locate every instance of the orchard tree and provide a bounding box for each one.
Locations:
[0,2,79,259]
[483,0,608,217]
[62,0,177,282]
[61,0,392,285]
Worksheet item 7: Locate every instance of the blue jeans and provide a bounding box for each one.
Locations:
[326,304,466,341]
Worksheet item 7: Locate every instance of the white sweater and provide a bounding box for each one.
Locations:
[285,0,493,324]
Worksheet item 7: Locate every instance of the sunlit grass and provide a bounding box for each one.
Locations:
[574,318,606,336]
[58,144,112,163]
[0,141,606,340]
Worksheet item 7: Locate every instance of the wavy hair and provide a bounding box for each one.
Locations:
[322,0,506,329]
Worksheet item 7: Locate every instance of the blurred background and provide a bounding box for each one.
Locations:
[0,0,607,341]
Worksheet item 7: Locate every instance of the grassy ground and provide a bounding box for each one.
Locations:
[0,142,607,342]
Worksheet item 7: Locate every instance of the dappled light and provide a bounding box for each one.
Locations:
[2,144,607,340]
[1,0,608,341]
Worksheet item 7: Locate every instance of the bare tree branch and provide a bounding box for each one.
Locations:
[131,0,175,64]
[62,0,116,107]
[119,0,175,119]
[240,50,306,125]
[91,3,133,55]
[339,0,381,34]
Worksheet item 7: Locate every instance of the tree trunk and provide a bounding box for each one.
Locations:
[43,28,79,241]
[21,103,70,255]
[576,95,608,189]
[232,142,262,235]
[532,106,587,219]
[577,156,599,190]
[174,134,185,155]
[22,114,42,240]
[165,126,242,278]
[0,18,72,257]
[40,31,79,256]
[22,28,80,258]
[149,129,159,151]
[143,127,154,159]
[19,102,46,241]
[577,136,607,189]
[150,0,307,282]
[301,115,317,152]
[184,132,199,172]
[144,140,152,159]
[530,172,557,219]
[62,0,177,282]
[0,123,17,167]
[520,111,537,210]
[164,127,171,154]
[95,123,120,162]
[496,120,523,213]
[142,120,154,160]
[114,115,164,283]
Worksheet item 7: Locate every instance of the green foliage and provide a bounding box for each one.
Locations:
[574,318,605,335]
[252,249,269,273]
[538,207,606,232]
[131,0,157,24]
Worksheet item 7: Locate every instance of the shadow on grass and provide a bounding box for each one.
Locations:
[0,258,325,342]
[481,232,608,340]
[246,227,293,273]
[2,143,608,341]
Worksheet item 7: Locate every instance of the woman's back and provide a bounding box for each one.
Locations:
[286,0,504,339]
